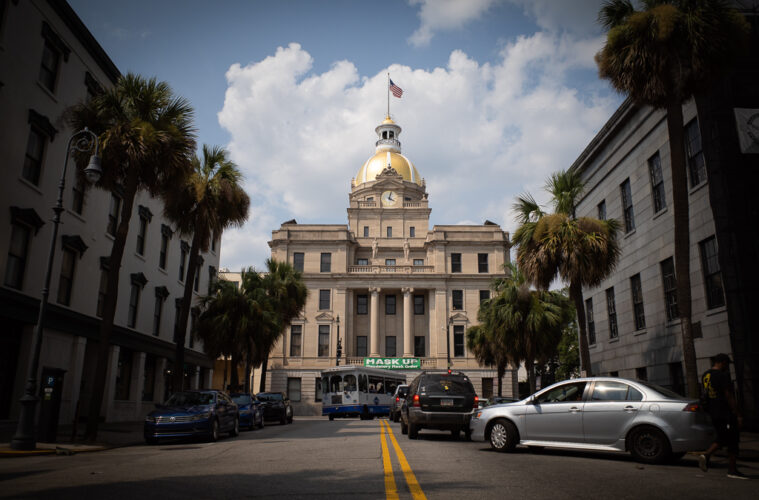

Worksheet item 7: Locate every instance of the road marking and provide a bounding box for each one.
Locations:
[380,419,399,500]
[381,419,428,500]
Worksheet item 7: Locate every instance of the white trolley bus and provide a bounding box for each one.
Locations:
[320,366,407,420]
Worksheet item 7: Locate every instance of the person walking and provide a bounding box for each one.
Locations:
[698,353,747,479]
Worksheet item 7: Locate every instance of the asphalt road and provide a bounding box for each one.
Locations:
[0,417,755,499]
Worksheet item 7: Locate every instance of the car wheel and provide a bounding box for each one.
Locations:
[400,417,408,435]
[628,426,670,464]
[329,414,335,421]
[489,419,517,452]
[208,418,219,442]
[280,412,287,425]
[230,416,240,437]
[408,423,419,440]
[464,428,472,442]
[287,409,293,424]
[145,437,158,445]
[450,429,459,440]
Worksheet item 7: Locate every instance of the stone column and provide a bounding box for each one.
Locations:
[204,368,214,389]
[155,358,167,403]
[130,352,147,420]
[67,336,87,423]
[402,287,414,357]
[191,366,200,389]
[369,287,381,357]
[102,345,120,421]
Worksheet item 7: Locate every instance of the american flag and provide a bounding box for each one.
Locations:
[389,79,403,98]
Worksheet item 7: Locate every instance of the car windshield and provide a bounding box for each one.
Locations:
[166,392,214,406]
[232,395,252,405]
[636,381,685,399]
[421,375,474,396]
[257,393,283,402]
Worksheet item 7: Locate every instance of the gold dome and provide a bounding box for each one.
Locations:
[356,151,422,185]
[382,116,396,125]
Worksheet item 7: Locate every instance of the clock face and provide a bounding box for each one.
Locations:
[381,190,399,207]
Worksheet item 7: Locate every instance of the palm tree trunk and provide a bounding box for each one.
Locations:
[85,175,139,441]
[259,353,269,393]
[229,354,240,390]
[497,363,505,397]
[527,361,536,395]
[222,358,228,391]
[667,100,699,398]
[569,281,592,376]
[244,360,251,393]
[173,229,202,392]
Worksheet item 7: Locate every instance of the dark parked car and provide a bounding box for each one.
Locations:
[256,392,293,424]
[400,371,478,440]
[390,384,409,422]
[231,393,264,430]
[144,390,239,444]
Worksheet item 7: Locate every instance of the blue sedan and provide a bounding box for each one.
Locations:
[231,393,264,430]
[144,390,239,444]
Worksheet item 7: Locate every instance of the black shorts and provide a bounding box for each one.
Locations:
[711,415,740,454]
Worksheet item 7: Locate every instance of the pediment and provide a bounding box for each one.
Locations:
[450,312,469,323]
[372,177,406,190]
[315,312,334,322]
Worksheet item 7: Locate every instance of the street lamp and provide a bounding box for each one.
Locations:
[11,128,101,450]
[335,315,341,366]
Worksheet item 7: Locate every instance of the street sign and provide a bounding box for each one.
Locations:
[363,357,420,370]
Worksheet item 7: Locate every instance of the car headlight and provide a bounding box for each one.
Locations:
[145,415,156,423]
[192,412,211,421]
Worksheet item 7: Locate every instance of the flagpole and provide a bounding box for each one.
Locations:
[387,72,390,118]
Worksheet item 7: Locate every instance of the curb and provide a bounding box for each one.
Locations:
[0,440,142,458]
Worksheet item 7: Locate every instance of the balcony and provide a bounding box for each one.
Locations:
[347,265,434,274]
[358,201,377,208]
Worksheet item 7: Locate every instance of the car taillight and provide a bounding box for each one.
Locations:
[413,394,420,407]
[683,402,699,412]
[473,396,479,410]
[396,397,399,402]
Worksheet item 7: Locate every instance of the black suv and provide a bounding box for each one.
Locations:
[256,392,293,425]
[400,371,478,440]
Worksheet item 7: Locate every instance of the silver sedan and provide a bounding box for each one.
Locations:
[470,377,714,463]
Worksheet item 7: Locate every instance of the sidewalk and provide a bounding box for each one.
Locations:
[0,420,145,457]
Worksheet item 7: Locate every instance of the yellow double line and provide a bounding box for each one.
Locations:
[379,419,427,500]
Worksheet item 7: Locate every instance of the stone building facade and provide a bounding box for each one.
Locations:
[266,116,516,415]
[0,0,216,425]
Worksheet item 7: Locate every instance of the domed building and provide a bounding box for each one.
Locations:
[267,116,514,414]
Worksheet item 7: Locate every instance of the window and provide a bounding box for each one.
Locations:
[414,336,425,357]
[56,247,77,306]
[159,225,171,270]
[290,325,302,356]
[357,294,368,315]
[451,253,462,273]
[142,355,156,401]
[114,349,132,401]
[363,226,369,237]
[39,40,61,92]
[210,233,217,253]
[107,194,121,237]
[636,367,648,382]
[479,290,490,304]
[478,253,488,273]
[287,378,301,402]
[630,274,646,330]
[356,336,367,357]
[648,152,666,213]
[318,325,330,357]
[193,262,201,292]
[153,289,167,337]
[413,259,424,266]
[669,362,685,396]
[319,289,330,310]
[606,287,618,339]
[585,298,596,345]
[136,215,148,255]
[410,227,415,238]
[590,381,642,401]
[357,258,368,266]
[414,295,424,315]
[454,325,464,357]
[189,308,198,348]
[386,226,393,238]
[385,336,396,357]
[22,128,46,185]
[385,258,396,266]
[96,267,108,317]
[207,266,216,294]
[71,178,85,215]
[320,253,331,272]
[293,252,304,272]
[128,283,141,328]
[4,223,31,289]
[315,377,323,402]
[482,378,494,399]
[620,178,635,232]
[597,200,606,220]
[178,241,188,281]
[452,290,463,310]
[385,295,396,314]
[535,382,587,404]
[661,257,678,321]
[699,236,725,309]
[685,118,706,187]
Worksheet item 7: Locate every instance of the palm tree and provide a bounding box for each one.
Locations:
[258,259,308,392]
[512,171,621,377]
[466,323,511,397]
[68,74,195,440]
[596,0,749,397]
[164,144,250,392]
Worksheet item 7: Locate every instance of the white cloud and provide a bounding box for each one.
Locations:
[218,36,620,271]
[407,0,498,47]
[508,0,605,35]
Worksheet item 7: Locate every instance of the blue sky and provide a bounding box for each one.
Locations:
[69,0,623,271]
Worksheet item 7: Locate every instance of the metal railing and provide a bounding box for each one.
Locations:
[346,265,434,273]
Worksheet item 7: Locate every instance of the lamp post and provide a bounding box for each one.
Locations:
[336,315,341,366]
[11,128,101,450]
[446,316,453,371]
